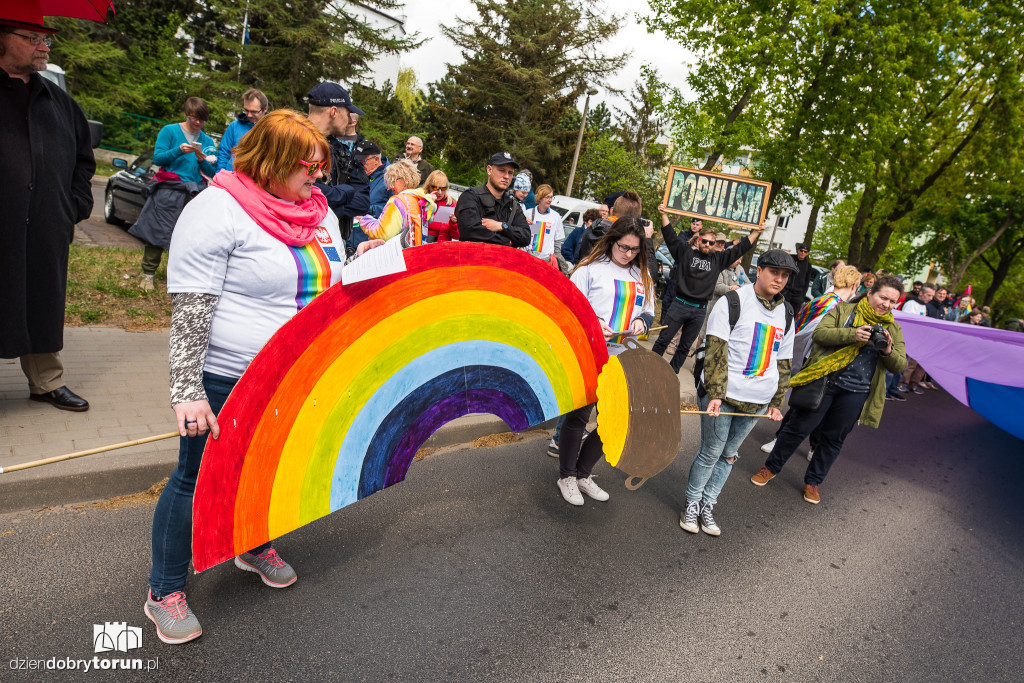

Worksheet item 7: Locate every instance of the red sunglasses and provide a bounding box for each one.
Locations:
[298,159,327,177]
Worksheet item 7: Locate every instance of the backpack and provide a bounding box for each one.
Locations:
[693,290,794,397]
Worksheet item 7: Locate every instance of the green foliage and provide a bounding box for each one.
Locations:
[614,66,668,173]
[422,0,627,189]
[574,137,661,220]
[187,0,421,110]
[646,0,1024,271]
[350,81,419,161]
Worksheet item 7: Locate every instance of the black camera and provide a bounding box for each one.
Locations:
[868,324,889,350]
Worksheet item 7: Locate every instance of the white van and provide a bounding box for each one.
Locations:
[549,195,603,229]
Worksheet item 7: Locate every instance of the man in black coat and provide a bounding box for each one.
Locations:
[454,151,530,247]
[781,243,813,312]
[651,205,765,373]
[0,17,95,411]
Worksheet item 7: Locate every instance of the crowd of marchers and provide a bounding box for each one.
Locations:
[3,13,1016,649]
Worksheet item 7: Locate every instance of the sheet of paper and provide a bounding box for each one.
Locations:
[434,206,454,224]
[341,236,407,285]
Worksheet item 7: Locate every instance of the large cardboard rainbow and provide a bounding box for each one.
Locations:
[192,242,610,571]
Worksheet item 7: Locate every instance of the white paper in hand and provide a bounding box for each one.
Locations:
[341,236,408,285]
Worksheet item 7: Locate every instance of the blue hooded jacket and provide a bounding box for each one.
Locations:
[216,113,254,172]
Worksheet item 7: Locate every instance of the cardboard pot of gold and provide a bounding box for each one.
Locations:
[596,339,682,489]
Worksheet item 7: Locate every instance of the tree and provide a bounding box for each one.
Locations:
[614,66,668,173]
[646,0,1024,269]
[187,0,421,110]
[574,136,660,217]
[422,0,626,189]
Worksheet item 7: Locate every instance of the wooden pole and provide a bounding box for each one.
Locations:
[679,410,775,418]
[0,432,179,474]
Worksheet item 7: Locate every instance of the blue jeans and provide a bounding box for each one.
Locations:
[149,372,269,598]
[885,370,901,396]
[684,393,765,505]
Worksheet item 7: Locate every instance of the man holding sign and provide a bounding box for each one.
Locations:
[652,203,764,373]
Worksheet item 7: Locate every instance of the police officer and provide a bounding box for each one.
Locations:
[454,151,531,247]
[306,82,369,245]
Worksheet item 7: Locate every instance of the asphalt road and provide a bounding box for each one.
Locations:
[2,388,1022,681]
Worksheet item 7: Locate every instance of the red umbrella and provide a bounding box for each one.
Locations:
[0,0,114,32]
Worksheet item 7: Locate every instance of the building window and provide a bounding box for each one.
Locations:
[776,215,791,230]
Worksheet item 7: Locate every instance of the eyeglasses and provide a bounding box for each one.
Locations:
[700,238,717,246]
[298,159,327,177]
[243,108,265,116]
[615,242,642,255]
[186,115,207,124]
[798,248,810,253]
[11,32,52,48]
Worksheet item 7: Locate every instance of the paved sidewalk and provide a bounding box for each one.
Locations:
[0,324,697,510]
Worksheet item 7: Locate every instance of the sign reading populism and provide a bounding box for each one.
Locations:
[662,166,772,229]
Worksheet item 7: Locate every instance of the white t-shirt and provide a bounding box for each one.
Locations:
[570,257,654,355]
[704,284,795,405]
[902,299,927,316]
[168,187,344,378]
[522,206,565,258]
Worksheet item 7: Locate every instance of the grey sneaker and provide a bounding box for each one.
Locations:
[679,500,700,533]
[145,590,201,645]
[700,501,721,536]
[139,274,155,292]
[234,547,297,588]
[547,438,559,458]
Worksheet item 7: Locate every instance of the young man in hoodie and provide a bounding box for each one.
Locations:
[216,88,267,171]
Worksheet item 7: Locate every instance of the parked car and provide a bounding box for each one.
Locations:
[104,148,158,227]
[654,243,674,299]
[549,195,603,228]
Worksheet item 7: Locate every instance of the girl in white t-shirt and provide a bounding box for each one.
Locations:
[521,184,565,271]
[556,217,655,506]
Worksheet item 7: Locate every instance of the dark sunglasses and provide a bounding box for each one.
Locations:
[298,159,327,177]
[700,238,716,246]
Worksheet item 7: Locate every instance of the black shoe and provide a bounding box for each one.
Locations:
[30,386,89,412]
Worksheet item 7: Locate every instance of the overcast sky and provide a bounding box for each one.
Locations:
[398,0,696,115]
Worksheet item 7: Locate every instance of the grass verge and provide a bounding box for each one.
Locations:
[65,244,171,330]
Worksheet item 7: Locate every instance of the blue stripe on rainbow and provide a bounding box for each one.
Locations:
[288,241,332,310]
[743,322,780,377]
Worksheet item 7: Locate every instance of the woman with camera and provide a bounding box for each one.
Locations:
[750,276,907,504]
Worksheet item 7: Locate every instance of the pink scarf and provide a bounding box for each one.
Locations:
[210,170,329,246]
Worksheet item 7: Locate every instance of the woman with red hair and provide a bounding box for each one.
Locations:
[145,109,344,645]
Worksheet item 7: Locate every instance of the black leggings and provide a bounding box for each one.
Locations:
[764,384,867,486]
[557,404,604,480]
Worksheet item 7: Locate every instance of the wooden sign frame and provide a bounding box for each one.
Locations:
[661,165,772,229]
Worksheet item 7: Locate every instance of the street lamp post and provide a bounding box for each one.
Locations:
[565,88,598,198]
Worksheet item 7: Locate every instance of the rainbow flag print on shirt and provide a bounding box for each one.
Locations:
[530,222,552,253]
[608,280,645,344]
[288,238,334,311]
[743,322,782,377]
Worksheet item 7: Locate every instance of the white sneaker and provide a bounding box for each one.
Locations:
[557,476,584,506]
[807,447,814,462]
[760,439,776,454]
[547,438,559,458]
[576,476,609,502]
